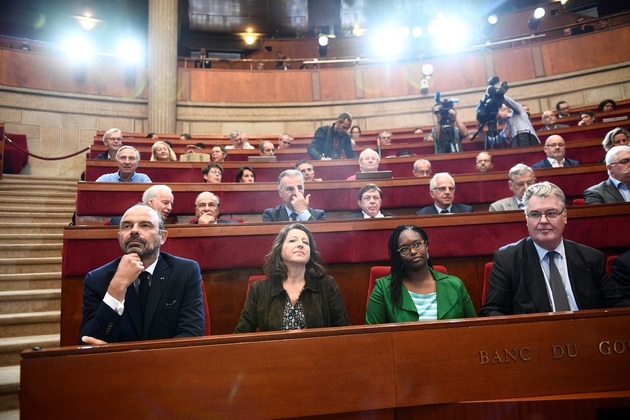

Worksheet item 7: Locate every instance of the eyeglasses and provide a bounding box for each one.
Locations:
[512,180,535,189]
[208,170,222,176]
[610,158,630,166]
[546,143,565,148]
[527,208,564,220]
[397,240,428,256]
[107,137,123,142]
[196,202,218,209]
[433,186,455,193]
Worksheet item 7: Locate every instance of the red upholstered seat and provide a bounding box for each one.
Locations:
[247,275,267,294]
[606,255,617,278]
[3,133,29,174]
[366,265,447,306]
[201,281,211,335]
[572,198,585,206]
[483,262,493,306]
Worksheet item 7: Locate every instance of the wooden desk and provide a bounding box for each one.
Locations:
[21,309,630,419]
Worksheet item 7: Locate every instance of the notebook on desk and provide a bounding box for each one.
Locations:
[355,170,392,180]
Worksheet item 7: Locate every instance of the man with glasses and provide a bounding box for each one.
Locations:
[584,145,630,204]
[308,112,357,160]
[96,128,123,160]
[475,152,493,173]
[191,192,238,224]
[416,173,473,215]
[202,163,223,184]
[489,164,535,211]
[413,159,432,178]
[531,135,579,168]
[95,146,151,183]
[263,170,325,222]
[278,133,293,149]
[341,184,395,219]
[556,101,571,118]
[480,182,629,316]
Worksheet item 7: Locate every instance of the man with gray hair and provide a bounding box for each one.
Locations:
[308,112,357,160]
[96,128,123,160]
[278,133,293,149]
[191,192,239,224]
[481,182,629,316]
[262,170,325,222]
[377,131,392,146]
[584,145,630,204]
[346,148,380,180]
[108,185,174,226]
[416,172,473,214]
[225,131,254,150]
[259,140,275,156]
[489,164,536,211]
[95,146,151,183]
[413,159,432,177]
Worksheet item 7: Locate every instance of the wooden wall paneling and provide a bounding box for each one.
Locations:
[319,67,357,102]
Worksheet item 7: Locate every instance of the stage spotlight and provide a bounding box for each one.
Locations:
[421,79,429,95]
[534,7,545,19]
[318,35,329,57]
[488,14,498,25]
[62,36,92,61]
[399,27,410,38]
[421,64,434,78]
[373,29,402,57]
[427,24,438,35]
[412,27,423,37]
[528,8,545,31]
[117,40,143,64]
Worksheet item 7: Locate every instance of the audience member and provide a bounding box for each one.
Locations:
[365,224,476,324]
[611,250,630,299]
[597,99,617,112]
[234,223,350,332]
[497,96,540,146]
[108,185,174,226]
[263,170,325,222]
[259,140,275,156]
[226,131,254,150]
[184,143,205,154]
[96,146,151,183]
[150,141,177,161]
[194,47,211,69]
[236,166,256,183]
[180,133,193,141]
[489,164,536,211]
[597,19,609,30]
[308,112,357,160]
[431,106,468,154]
[96,128,123,160]
[584,145,630,204]
[413,159,432,177]
[341,184,395,219]
[191,192,238,224]
[278,133,293,149]
[211,145,227,162]
[556,101,570,118]
[202,162,223,183]
[522,105,531,119]
[475,152,493,173]
[146,133,158,140]
[578,110,596,126]
[295,160,322,182]
[256,61,265,70]
[79,203,204,344]
[346,148,379,180]
[350,125,362,147]
[563,28,572,37]
[377,131,392,146]
[531,135,579,168]
[480,182,629,316]
[572,16,595,35]
[601,127,629,153]
[540,110,569,130]
[416,173,473,215]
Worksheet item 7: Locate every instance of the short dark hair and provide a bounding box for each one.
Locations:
[597,99,617,112]
[580,110,596,120]
[358,183,383,201]
[294,159,312,169]
[555,101,567,111]
[180,133,193,140]
[236,166,255,182]
[337,112,353,123]
[202,162,223,176]
[263,223,326,281]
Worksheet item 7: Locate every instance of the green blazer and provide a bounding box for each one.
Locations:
[365,268,476,324]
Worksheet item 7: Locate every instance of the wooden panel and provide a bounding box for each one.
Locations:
[424,54,488,93]
[319,67,357,102]
[493,47,537,83]
[361,64,411,99]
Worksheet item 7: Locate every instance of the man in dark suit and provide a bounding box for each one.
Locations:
[80,204,204,344]
[612,250,630,299]
[531,135,579,168]
[94,128,123,160]
[416,172,473,215]
[190,191,239,224]
[341,183,395,219]
[540,110,569,131]
[584,145,630,204]
[480,182,629,316]
[263,170,325,222]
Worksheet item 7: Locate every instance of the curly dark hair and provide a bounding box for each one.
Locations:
[387,224,429,308]
[263,223,326,281]
[597,99,617,112]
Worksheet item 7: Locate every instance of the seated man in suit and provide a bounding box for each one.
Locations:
[108,185,174,226]
[79,204,204,344]
[540,110,569,131]
[341,183,395,219]
[489,164,536,211]
[263,170,325,222]
[259,140,275,156]
[295,160,322,182]
[95,128,123,160]
[475,152,493,173]
[95,146,151,183]
[416,172,473,215]
[531,135,579,168]
[278,133,293,149]
[346,148,380,180]
[480,182,629,316]
[612,249,630,299]
[413,159,432,177]
[191,192,239,224]
[584,145,630,204]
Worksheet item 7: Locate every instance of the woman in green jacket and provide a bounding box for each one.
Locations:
[366,224,476,324]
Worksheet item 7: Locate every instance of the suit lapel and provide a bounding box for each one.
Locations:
[604,180,625,202]
[142,255,170,338]
[522,239,552,312]
[276,205,289,221]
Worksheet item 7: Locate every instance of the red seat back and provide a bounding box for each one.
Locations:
[606,255,617,277]
[247,275,267,294]
[483,262,494,306]
[366,265,447,306]
[200,280,211,335]
[572,198,585,206]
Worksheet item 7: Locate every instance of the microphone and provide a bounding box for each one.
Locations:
[434,91,441,103]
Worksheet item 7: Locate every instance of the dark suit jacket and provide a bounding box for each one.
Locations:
[480,238,629,316]
[541,124,569,130]
[94,151,112,160]
[341,212,395,219]
[189,218,240,224]
[416,203,474,215]
[583,179,625,204]
[531,157,579,169]
[262,204,325,222]
[307,124,357,160]
[79,252,204,343]
[612,250,630,299]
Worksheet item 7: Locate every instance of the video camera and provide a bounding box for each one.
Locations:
[473,76,509,149]
[434,92,459,125]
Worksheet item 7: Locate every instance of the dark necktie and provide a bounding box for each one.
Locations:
[290,212,298,221]
[137,271,151,316]
[440,209,449,214]
[546,251,570,311]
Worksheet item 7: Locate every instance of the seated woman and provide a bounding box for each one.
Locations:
[150,141,177,161]
[599,127,629,162]
[234,223,350,333]
[350,125,361,147]
[236,166,256,183]
[597,99,617,112]
[366,224,476,324]
[578,110,596,126]
[211,145,227,162]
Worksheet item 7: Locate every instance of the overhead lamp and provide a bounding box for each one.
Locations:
[399,27,410,38]
[412,27,423,37]
[318,35,329,57]
[528,8,545,31]
[421,64,434,79]
[488,14,498,25]
[533,7,545,19]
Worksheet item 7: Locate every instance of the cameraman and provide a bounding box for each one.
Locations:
[432,106,468,154]
[496,96,539,146]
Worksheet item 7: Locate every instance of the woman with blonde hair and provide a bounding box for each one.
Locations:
[150,141,177,161]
